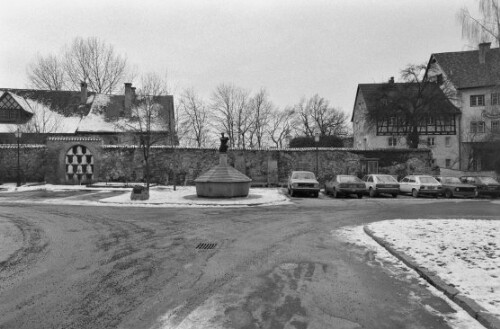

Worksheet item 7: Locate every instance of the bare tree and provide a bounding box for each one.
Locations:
[178,88,210,147]
[365,64,458,149]
[26,37,128,93]
[247,88,273,148]
[268,107,295,148]
[26,54,67,90]
[210,84,251,148]
[64,37,128,94]
[116,73,171,193]
[457,0,500,45]
[294,94,349,137]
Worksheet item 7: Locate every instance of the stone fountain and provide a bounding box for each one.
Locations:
[195,133,252,198]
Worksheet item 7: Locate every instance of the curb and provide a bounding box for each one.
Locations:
[363,226,500,329]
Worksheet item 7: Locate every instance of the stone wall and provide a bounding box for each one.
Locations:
[0,142,434,185]
[0,145,47,183]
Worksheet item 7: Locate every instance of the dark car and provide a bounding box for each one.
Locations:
[460,176,500,198]
[287,171,320,197]
[325,175,365,198]
[435,176,477,198]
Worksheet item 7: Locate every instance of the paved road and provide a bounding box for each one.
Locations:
[0,192,498,329]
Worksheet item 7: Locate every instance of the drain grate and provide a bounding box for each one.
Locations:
[196,242,217,250]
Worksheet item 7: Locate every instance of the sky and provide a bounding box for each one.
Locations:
[0,0,479,118]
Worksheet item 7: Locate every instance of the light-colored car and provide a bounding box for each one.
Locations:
[435,176,477,198]
[362,174,400,198]
[287,171,320,197]
[325,175,366,198]
[399,175,442,198]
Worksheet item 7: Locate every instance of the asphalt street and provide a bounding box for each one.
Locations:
[0,191,498,329]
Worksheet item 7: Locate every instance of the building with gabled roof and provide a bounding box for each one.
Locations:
[351,79,460,170]
[0,82,177,145]
[426,42,500,172]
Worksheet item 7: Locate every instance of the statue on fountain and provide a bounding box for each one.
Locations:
[219,133,229,153]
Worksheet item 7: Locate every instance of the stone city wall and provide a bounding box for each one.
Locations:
[0,142,434,185]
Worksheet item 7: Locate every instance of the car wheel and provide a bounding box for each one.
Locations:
[392,193,398,198]
[412,189,419,198]
[369,188,376,198]
[444,189,453,198]
[357,193,363,199]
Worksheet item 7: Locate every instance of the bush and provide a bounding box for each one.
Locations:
[289,135,344,148]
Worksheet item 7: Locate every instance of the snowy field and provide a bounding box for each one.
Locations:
[365,219,500,319]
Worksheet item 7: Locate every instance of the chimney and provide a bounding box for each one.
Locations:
[479,42,491,64]
[124,82,133,115]
[80,81,88,105]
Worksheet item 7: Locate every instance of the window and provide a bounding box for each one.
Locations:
[388,136,397,146]
[470,95,485,106]
[427,137,435,146]
[470,121,486,133]
[492,120,500,133]
[445,136,451,147]
[445,159,451,168]
[492,93,500,105]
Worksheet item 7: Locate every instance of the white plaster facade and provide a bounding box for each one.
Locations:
[426,44,500,171]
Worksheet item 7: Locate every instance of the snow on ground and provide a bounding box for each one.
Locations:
[99,186,290,207]
[365,219,500,318]
[0,183,290,207]
[333,225,488,329]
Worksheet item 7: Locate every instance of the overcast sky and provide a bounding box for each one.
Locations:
[1,0,478,117]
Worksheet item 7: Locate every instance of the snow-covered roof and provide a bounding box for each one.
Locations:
[0,88,174,135]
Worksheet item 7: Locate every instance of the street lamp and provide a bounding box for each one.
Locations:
[314,132,320,177]
[14,129,22,187]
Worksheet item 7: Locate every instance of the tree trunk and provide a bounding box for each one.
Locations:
[407,126,420,148]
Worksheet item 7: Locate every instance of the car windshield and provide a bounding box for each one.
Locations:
[478,176,499,184]
[441,177,461,184]
[339,176,363,183]
[376,175,397,183]
[419,176,438,184]
[292,172,315,180]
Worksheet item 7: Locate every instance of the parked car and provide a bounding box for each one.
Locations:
[459,176,500,198]
[287,171,320,197]
[325,175,366,198]
[435,176,477,198]
[399,175,442,198]
[362,174,400,197]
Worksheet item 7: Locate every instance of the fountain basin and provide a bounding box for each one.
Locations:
[194,156,252,198]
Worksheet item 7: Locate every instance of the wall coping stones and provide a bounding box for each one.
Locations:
[0,144,46,149]
[363,225,499,329]
[99,144,432,153]
[47,137,102,142]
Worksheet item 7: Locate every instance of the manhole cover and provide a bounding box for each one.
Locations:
[196,242,217,250]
